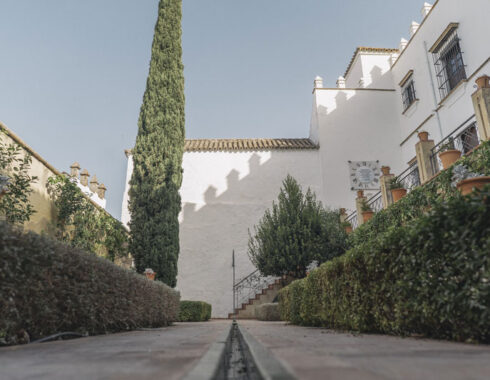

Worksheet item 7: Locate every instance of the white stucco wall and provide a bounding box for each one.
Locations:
[391,0,490,165]
[311,88,404,213]
[311,0,489,211]
[178,149,322,318]
[121,154,134,228]
[121,149,322,318]
[345,53,395,89]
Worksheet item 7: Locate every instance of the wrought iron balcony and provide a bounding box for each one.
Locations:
[430,115,480,175]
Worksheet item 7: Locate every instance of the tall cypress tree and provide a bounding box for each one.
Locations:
[129,0,185,287]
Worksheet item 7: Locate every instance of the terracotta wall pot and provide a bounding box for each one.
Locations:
[145,272,156,281]
[457,176,490,196]
[418,131,429,142]
[391,188,407,202]
[438,149,461,170]
[362,211,374,223]
[381,166,391,176]
[357,190,364,198]
[344,225,353,234]
[475,75,490,89]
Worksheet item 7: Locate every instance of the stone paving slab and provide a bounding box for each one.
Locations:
[239,320,490,380]
[0,321,231,380]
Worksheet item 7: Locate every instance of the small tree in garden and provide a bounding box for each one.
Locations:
[0,134,37,225]
[248,175,347,279]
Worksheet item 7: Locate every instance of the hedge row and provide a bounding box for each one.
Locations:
[255,303,281,321]
[178,301,212,322]
[279,187,490,342]
[0,222,180,346]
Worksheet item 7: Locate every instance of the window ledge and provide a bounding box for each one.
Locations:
[438,79,467,106]
[402,99,420,115]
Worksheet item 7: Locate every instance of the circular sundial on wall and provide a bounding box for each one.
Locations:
[348,160,381,190]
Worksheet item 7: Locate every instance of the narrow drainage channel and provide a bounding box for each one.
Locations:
[223,322,262,380]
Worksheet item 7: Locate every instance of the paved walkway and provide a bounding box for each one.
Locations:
[239,320,490,380]
[2,320,490,380]
[0,321,231,380]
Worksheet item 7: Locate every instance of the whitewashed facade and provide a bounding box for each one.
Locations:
[122,0,490,317]
[312,0,490,212]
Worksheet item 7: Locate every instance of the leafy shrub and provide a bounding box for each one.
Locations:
[249,175,348,279]
[0,131,37,225]
[255,303,281,321]
[279,187,490,342]
[0,221,180,346]
[178,301,212,322]
[47,175,129,261]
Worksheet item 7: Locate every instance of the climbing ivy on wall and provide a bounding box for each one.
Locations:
[47,175,128,261]
[0,132,37,225]
[129,0,185,287]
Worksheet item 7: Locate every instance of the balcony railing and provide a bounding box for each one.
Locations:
[430,115,480,175]
[346,210,358,230]
[398,162,421,192]
[366,191,383,213]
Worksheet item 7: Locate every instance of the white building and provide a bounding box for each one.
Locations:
[122,140,322,318]
[122,0,490,317]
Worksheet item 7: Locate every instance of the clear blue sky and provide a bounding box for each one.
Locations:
[0,0,422,218]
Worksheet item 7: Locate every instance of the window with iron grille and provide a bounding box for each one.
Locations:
[432,27,466,99]
[401,78,417,111]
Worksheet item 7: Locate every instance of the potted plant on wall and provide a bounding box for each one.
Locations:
[438,137,462,170]
[341,221,353,234]
[361,200,374,223]
[451,165,490,196]
[389,176,407,202]
[144,268,156,281]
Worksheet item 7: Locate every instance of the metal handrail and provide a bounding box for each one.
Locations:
[233,269,259,288]
[398,162,421,191]
[366,191,383,212]
[430,114,479,174]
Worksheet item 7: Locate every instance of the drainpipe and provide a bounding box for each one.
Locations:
[424,41,444,140]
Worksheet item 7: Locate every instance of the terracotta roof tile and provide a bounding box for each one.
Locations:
[184,138,318,152]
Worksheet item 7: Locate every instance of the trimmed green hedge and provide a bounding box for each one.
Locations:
[0,222,180,346]
[255,303,281,321]
[279,187,490,342]
[178,301,212,322]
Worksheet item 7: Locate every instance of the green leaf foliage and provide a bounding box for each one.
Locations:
[129,0,185,287]
[279,186,490,342]
[248,175,348,279]
[178,301,212,322]
[47,175,128,261]
[0,132,37,225]
[0,221,180,346]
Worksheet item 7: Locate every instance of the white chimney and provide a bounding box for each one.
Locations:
[390,52,400,66]
[399,38,408,51]
[410,21,420,37]
[336,76,346,89]
[421,2,433,18]
[314,76,324,89]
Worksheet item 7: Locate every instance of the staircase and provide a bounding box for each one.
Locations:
[228,271,285,319]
